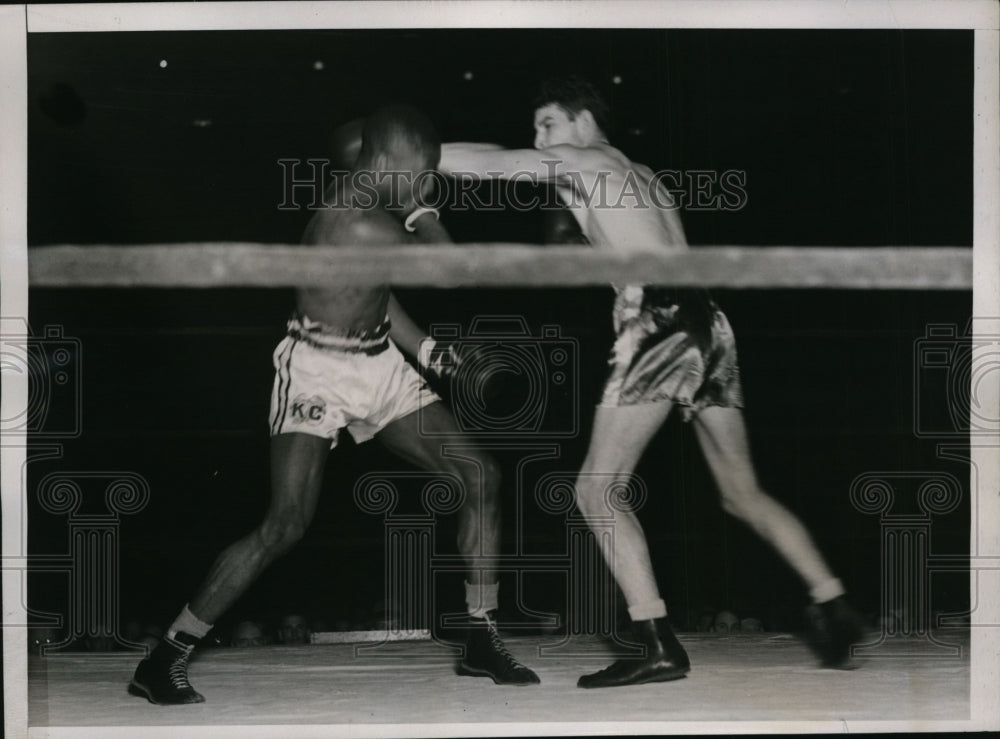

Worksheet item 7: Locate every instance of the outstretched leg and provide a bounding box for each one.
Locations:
[574,402,691,688]
[693,406,864,666]
[692,407,838,594]
[376,402,538,685]
[187,433,330,623]
[129,432,329,704]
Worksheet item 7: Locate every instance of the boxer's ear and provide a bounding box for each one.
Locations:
[574,109,599,141]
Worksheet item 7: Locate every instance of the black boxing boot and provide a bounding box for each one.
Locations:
[128,631,205,704]
[578,617,690,689]
[804,595,866,669]
[457,611,540,685]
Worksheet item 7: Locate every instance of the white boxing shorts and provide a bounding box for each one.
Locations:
[268,313,440,448]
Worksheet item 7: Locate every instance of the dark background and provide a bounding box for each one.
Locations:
[26,29,972,638]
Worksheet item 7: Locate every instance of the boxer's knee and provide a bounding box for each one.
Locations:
[454,451,501,510]
[574,477,609,520]
[718,480,767,521]
[257,508,310,556]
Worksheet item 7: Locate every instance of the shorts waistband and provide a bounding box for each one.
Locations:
[286,313,391,355]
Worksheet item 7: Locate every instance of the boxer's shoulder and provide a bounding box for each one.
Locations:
[303,207,402,247]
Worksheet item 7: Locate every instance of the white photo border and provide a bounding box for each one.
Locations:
[3,2,998,737]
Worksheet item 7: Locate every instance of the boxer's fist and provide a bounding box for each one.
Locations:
[420,339,512,416]
[418,339,463,382]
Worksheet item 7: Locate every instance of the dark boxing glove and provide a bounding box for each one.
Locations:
[544,203,590,245]
[418,339,463,383]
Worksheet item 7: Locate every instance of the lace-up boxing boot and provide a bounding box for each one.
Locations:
[458,611,540,685]
[129,632,205,704]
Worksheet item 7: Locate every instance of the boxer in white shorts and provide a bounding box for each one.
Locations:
[131,105,539,707]
[269,312,439,447]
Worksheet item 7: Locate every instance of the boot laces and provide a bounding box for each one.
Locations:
[485,617,521,670]
[167,647,194,691]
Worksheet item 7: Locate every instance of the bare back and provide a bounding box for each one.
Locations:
[556,143,688,253]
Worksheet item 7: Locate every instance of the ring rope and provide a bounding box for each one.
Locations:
[27,244,972,289]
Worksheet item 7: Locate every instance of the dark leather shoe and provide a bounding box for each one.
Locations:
[804,595,866,669]
[578,617,690,689]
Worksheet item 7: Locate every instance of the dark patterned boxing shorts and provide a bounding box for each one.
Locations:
[598,285,744,421]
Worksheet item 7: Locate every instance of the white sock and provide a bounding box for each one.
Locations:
[810,577,846,604]
[166,603,213,641]
[465,581,499,619]
[628,598,668,622]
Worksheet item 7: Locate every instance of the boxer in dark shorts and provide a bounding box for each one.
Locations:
[600,285,743,416]
[441,75,866,688]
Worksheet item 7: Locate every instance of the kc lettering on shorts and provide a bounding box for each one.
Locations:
[291,394,326,424]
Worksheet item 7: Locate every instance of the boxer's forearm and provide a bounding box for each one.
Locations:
[440,143,579,184]
[386,293,428,359]
[440,143,501,177]
[440,143,548,178]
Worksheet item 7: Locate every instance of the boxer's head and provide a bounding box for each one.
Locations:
[356,104,440,209]
[533,75,610,149]
[357,104,440,174]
